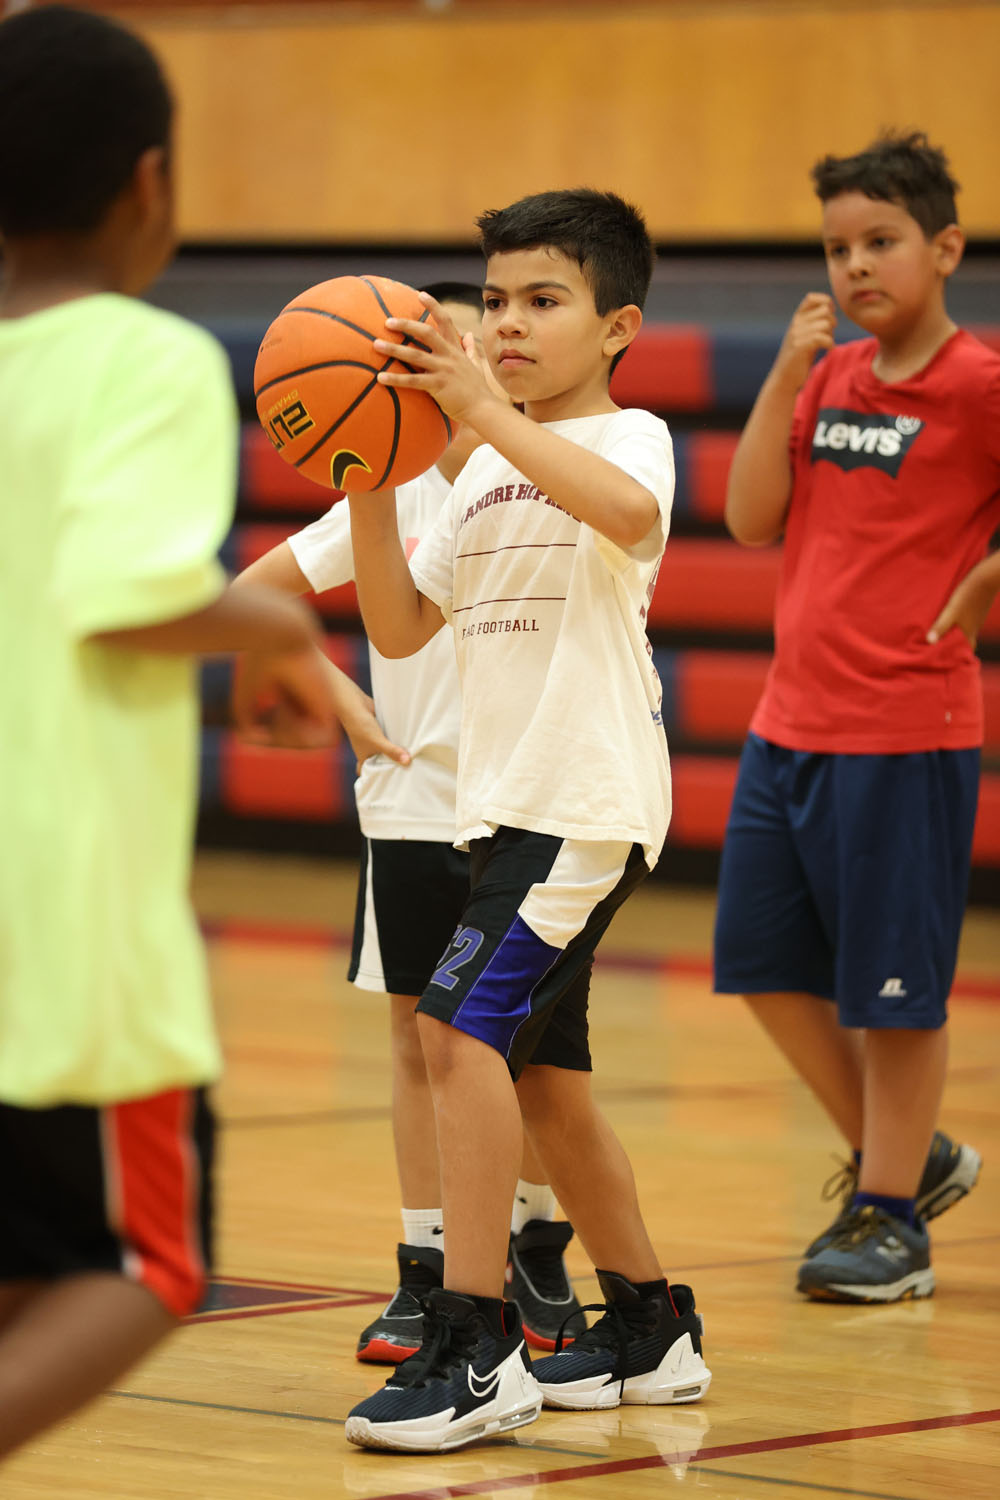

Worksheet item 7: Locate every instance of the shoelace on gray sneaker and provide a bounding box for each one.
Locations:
[824,1203,908,1250]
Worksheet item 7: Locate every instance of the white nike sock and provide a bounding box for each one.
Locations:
[401,1207,444,1250]
[511,1179,556,1235]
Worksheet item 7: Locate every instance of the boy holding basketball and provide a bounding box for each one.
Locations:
[234,283,587,1360]
[714,131,998,1303]
[0,6,334,1459]
[342,189,711,1453]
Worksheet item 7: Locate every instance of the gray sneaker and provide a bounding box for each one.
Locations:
[803,1131,982,1258]
[797,1205,934,1303]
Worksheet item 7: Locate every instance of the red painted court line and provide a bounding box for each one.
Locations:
[364,1407,1000,1500]
[187,1295,384,1325]
[185,1275,389,1325]
[201,918,1000,1002]
[188,1299,345,1325]
[215,1273,346,1293]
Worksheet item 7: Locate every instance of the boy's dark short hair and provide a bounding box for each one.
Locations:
[811,130,959,239]
[0,5,172,237]
[476,189,654,317]
[420,281,484,312]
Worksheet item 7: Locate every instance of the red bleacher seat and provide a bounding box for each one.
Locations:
[610,326,712,412]
[241,425,336,514]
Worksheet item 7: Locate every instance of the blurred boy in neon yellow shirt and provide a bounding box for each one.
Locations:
[0,5,335,1459]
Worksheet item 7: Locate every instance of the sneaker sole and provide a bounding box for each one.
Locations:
[355,1336,422,1365]
[345,1398,540,1452]
[918,1145,982,1221]
[537,1335,712,1410]
[345,1369,542,1455]
[798,1267,936,1304]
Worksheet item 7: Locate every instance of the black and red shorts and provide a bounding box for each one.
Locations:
[0,1086,214,1318]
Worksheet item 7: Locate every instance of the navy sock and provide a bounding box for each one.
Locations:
[852,1191,916,1226]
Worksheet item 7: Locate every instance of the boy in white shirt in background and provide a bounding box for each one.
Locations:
[233,285,585,1361]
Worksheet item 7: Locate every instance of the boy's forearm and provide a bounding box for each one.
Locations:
[464,399,659,549]
[91,581,319,656]
[230,539,311,596]
[319,654,373,725]
[346,492,443,657]
[724,371,800,547]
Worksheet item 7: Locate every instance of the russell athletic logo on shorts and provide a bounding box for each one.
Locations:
[810,409,924,477]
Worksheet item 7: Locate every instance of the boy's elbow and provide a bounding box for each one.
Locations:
[724,498,783,548]
[615,492,661,550]
[725,515,781,548]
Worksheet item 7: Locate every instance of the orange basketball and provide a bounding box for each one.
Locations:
[253,275,453,491]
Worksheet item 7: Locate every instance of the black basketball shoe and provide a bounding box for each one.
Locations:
[531,1271,711,1410]
[345,1288,542,1452]
[355,1243,443,1364]
[506,1219,587,1350]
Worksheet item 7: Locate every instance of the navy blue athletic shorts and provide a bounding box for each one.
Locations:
[713,734,980,1029]
[416,826,649,1078]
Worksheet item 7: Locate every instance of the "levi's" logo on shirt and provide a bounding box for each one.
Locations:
[810,408,924,477]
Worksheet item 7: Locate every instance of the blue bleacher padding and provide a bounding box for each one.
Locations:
[710,329,781,409]
[199,727,225,810]
[670,434,693,519]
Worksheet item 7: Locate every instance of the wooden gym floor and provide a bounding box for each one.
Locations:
[4,851,998,1499]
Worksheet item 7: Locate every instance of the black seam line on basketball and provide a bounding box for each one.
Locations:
[371,382,402,488]
[292,374,379,467]
[254,359,379,400]
[450,596,567,614]
[290,333,428,469]
[359,276,432,331]
[277,307,387,341]
[361,276,394,320]
[361,278,452,441]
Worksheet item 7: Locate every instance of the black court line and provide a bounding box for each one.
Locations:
[220,1074,806,1130]
[106,1392,1000,1497]
[106,1391,596,1459]
[685,1469,912,1500]
[112,1390,343,1426]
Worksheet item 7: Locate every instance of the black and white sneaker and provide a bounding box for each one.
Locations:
[345,1288,542,1452]
[506,1219,586,1350]
[531,1271,711,1411]
[355,1243,443,1364]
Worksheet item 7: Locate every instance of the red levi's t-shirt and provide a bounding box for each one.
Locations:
[751,329,1000,753]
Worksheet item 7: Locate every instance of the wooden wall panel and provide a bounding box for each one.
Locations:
[107,3,999,241]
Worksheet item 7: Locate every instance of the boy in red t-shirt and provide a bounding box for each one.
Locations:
[714,131,1000,1302]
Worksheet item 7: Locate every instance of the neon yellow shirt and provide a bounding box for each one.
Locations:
[0,294,236,1105]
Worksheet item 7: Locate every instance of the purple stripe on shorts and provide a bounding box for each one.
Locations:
[453,914,561,1059]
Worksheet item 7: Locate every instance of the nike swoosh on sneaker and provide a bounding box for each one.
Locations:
[467,1365,502,1400]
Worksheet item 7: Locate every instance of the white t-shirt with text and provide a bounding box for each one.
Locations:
[409,408,674,866]
[288,467,460,840]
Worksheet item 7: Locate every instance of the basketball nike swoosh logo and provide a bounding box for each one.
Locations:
[330,449,372,488]
[467,1365,502,1400]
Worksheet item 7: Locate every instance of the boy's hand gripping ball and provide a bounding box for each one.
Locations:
[253,275,453,491]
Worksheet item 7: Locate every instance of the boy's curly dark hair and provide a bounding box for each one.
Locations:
[811,130,959,238]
